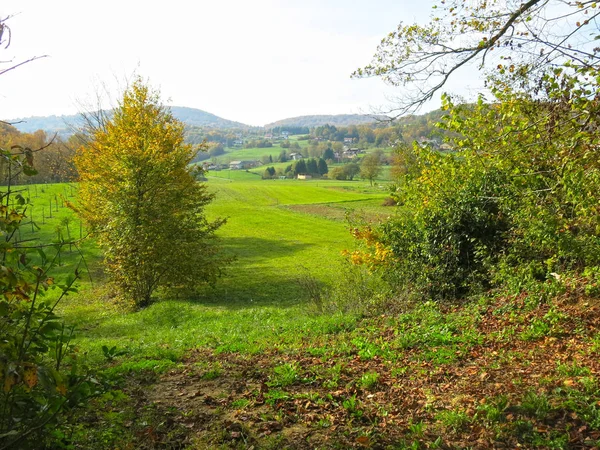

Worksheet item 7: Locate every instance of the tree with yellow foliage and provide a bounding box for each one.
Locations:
[76,79,227,308]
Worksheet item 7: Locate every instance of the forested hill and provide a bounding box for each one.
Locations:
[170,106,249,129]
[6,106,250,135]
[265,114,386,129]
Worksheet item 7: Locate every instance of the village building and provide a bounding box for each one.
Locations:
[229,160,259,170]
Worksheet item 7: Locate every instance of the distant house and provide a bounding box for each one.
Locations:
[297,174,312,180]
[229,160,250,170]
[342,149,360,159]
[289,153,303,161]
[343,137,354,144]
[417,137,441,149]
[230,160,259,170]
[232,139,244,147]
[202,162,220,171]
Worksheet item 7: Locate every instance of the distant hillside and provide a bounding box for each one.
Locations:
[6,106,250,136]
[170,107,249,129]
[265,114,386,129]
[7,115,80,137]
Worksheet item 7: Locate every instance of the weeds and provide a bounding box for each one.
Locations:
[359,371,380,390]
[269,363,298,387]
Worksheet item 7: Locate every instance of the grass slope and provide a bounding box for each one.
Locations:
[17,179,600,449]
[51,178,389,367]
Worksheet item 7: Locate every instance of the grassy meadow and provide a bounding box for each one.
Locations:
[29,177,390,368]
[11,176,600,449]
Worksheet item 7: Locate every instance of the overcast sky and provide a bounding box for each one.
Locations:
[1,1,482,126]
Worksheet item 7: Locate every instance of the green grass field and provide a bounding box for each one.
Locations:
[22,178,390,369]
[12,177,600,449]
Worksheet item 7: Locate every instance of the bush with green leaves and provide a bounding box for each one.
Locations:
[349,63,600,302]
[0,148,99,449]
[381,155,511,300]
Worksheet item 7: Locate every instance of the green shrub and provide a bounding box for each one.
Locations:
[0,149,99,449]
[380,160,511,300]
[322,261,395,315]
[349,65,600,303]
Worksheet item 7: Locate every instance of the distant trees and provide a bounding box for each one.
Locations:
[282,157,328,178]
[314,124,338,141]
[244,138,272,148]
[260,154,273,165]
[0,126,78,184]
[193,142,226,162]
[323,147,335,161]
[209,142,225,157]
[306,158,318,175]
[270,126,310,135]
[329,163,360,181]
[360,150,383,186]
[317,158,328,176]
[76,79,228,308]
[263,166,276,179]
[293,159,307,176]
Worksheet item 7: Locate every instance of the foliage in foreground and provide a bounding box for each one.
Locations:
[0,147,99,449]
[349,66,600,301]
[76,79,228,308]
[347,0,600,301]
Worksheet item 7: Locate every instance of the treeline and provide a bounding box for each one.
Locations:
[185,126,249,146]
[263,157,328,179]
[311,109,452,147]
[270,125,310,135]
[265,114,379,128]
[0,122,78,184]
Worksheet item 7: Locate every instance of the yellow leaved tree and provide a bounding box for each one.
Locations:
[75,79,227,308]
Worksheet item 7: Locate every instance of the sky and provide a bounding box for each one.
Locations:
[0,1,482,126]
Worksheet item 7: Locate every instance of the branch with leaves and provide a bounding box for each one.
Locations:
[353,0,600,117]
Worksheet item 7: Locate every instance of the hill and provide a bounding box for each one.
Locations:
[265,114,387,129]
[170,106,249,129]
[5,106,250,136]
